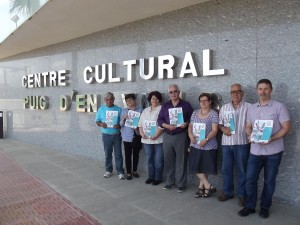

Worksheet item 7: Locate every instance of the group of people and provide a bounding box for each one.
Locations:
[95,79,291,219]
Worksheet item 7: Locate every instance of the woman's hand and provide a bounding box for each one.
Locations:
[199,139,208,148]
[123,114,128,121]
[189,136,196,144]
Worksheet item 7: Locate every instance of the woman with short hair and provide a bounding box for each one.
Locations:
[188,93,219,198]
[138,91,164,185]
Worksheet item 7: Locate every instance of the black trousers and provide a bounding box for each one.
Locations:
[123,141,141,173]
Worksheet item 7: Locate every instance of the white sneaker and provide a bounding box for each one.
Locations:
[104,171,112,178]
[118,174,125,179]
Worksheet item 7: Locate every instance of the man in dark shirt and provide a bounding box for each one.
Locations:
[157,84,193,192]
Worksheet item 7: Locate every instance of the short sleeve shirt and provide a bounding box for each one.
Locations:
[190,109,219,150]
[95,104,122,135]
[219,101,251,145]
[246,100,290,155]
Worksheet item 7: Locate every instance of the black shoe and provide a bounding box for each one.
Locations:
[177,187,185,193]
[152,180,162,186]
[132,172,139,178]
[259,208,269,218]
[127,174,132,180]
[163,184,175,190]
[238,207,256,217]
[145,178,154,184]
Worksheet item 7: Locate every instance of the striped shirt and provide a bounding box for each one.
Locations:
[190,109,219,150]
[219,101,251,145]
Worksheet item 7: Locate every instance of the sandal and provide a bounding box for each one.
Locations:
[194,188,204,198]
[209,185,217,194]
[202,189,211,198]
[201,185,217,198]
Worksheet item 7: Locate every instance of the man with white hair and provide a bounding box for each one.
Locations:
[96,92,125,179]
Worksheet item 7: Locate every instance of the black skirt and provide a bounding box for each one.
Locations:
[189,146,217,175]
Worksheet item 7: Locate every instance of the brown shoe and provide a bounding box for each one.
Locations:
[238,196,246,207]
[217,192,233,201]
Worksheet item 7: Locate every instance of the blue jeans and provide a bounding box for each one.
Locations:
[245,152,283,209]
[144,143,164,181]
[221,144,250,198]
[102,133,124,174]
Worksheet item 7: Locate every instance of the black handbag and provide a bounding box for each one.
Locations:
[132,132,142,150]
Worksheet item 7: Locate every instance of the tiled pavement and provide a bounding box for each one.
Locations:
[0,138,299,225]
[0,149,102,225]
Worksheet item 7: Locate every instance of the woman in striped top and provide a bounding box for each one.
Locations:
[188,93,219,198]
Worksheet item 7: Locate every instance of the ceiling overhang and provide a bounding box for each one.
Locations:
[0,0,209,60]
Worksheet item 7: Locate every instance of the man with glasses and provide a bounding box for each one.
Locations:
[218,84,251,206]
[95,92,125,179]
[157,84,193,193]
[238,79,291,218]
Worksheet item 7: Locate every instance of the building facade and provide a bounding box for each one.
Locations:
[0,0,299,206]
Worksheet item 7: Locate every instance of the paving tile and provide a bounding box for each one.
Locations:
[0,149,102,225]
[1,139,300,225]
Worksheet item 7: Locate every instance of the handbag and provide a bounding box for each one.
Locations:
[132,132,142,150]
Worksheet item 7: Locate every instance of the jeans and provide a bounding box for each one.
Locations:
[221,144,250,197]
[102,133,124,174]
[144,143,164,181]
[245,152,283,209]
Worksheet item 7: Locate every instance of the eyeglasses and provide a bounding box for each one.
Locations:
[199,99,209,103]
[230,90,243,94]
[169,90,179,94]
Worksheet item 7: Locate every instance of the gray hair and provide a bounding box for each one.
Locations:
[231,83,243,91]
[168,84,180,92]
[104,92,115,100]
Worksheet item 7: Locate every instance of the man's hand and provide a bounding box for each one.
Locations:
[165,124,176,131]
[222,127,232,136]
[179,122,188,129]
[113,124,120,129]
